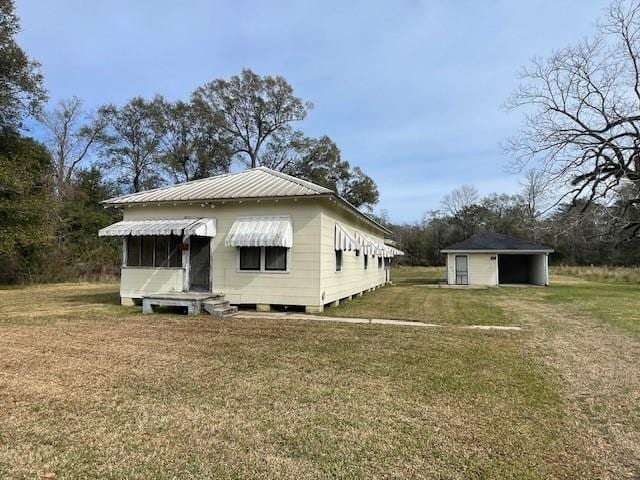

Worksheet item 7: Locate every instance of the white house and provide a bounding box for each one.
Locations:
[441,232,553,286]
[99,167,402,313]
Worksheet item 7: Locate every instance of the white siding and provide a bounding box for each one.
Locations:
[120,268,184,297]
[121,198,323,307]
[447,252,497,286]
[319,203,386,304]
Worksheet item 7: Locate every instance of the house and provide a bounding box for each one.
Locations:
[98,167,403,313]
[441,232,553,286]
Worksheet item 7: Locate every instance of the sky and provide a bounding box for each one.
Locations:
[15,0,610,223]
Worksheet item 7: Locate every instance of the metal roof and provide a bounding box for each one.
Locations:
[103,167,332,205]
[102,167,392,235]
[224,216,293,248]
[441,232,553,252]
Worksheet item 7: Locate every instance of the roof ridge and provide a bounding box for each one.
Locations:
[104,167,274,203]
[256,166,332,194]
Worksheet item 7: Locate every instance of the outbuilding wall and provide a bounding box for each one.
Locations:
[446,252,498,286]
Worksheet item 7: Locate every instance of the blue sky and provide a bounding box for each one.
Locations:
[16,0,609,222]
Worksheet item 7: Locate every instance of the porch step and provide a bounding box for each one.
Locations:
[202,300,238,317]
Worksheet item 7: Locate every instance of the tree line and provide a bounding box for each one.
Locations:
[385,182,640,267]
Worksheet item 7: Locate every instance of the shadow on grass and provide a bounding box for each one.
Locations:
[64,291,121,306]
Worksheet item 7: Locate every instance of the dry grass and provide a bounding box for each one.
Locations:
[0,273,639,478]
[551,265,640,284]
[0,282,595,479]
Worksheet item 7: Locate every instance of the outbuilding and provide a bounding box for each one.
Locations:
[98,167,403,313]
[441,232,553,286]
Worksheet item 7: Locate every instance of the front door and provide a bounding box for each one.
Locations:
[455,255,468,285]
[189,236,211,291]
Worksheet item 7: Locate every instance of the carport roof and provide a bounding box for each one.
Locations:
[441,232,553,253]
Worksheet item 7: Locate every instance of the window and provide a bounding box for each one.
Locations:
[168,236,182,267]
[238,247,290,272]
[126,235,183,268]
[335,250,343,272]
[141,237,155,266]
[355,249,360,257]
[265,247,287,271]
[378,257,383,269]
[155,236,169,267]
[239,247,261,271]
[127,236,141,266]
[364,254,369,270]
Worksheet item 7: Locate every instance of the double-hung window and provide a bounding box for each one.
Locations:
[239,247,289,272]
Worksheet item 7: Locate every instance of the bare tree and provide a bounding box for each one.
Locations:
[506,0,640,236]
[39,97,109,197]
[441,184,479,216]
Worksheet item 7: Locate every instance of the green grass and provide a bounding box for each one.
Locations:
[325,266,512,326]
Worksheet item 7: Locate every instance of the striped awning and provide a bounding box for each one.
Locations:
[382,245,404,257]
[224,216,293,248]
[335,223,359,251]
[353,231,382,256]
[98,218,216,237]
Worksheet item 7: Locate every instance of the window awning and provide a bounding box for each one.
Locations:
[98,218,216,237]
[382,245,404,257]
[335,223,358,251]
[353,231,382,256]
[224,216,293,248]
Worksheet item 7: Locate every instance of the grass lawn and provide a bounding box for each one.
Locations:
[0,270,639,478]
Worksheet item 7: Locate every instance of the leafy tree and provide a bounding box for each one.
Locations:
[507,0,640,236]
[192,69,311,168]
[99,96,165,192]
[0,0,46,129]
[158,98,233,182]
[285,135,379,209]
[0,131,53,281]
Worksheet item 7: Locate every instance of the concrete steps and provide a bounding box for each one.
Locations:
[202,298,238,317]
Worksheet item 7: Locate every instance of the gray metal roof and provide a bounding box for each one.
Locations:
[102,167,392,235]
[103,167,332,205]
[441,232,553,252]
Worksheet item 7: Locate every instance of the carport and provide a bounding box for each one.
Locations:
[441,232,553,286]
[498,253,548,285]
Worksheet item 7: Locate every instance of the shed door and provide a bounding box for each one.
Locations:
[455,255,468,285]
[189,236,211,291]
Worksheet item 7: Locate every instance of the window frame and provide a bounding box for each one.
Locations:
[236,246,290,274]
